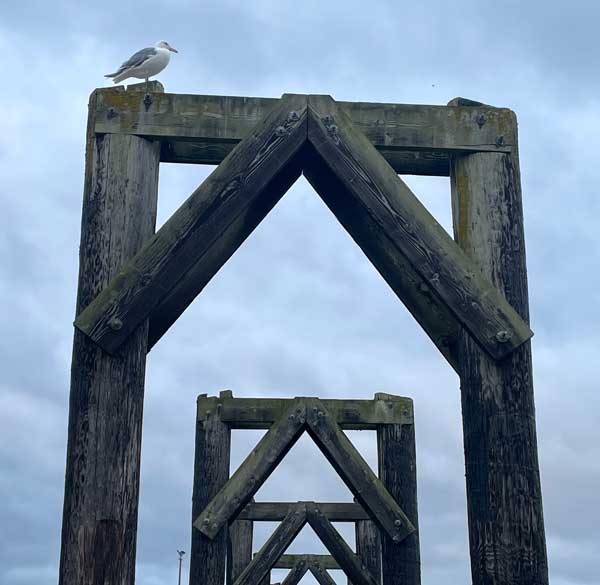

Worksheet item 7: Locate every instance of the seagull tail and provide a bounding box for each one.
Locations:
[104,70,130,84]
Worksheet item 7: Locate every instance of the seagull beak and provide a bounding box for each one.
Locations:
[168,46,178,53]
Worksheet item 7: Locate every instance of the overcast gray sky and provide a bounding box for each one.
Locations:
[1,1,599,584]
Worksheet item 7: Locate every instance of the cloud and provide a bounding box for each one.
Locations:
[1,1,599,584]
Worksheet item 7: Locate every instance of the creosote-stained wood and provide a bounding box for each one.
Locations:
[195,399,307,539]
[190,391,231,585]
[239,501,370,522]
[58,85,161,585]
[227,516,253,585]
[93,89,514,175]
[234,504,308,585]
[74,93,308,354]
[306,95,532,362]
[450,146,549,584]
[305,399,414,542]
[198,394,414,430]
[274,555,340,570]
[376,393,420,585]
[281,559,309,585]
[309,561,338,585]
[196,398,413,541]
[354,518,382,585]
[306,507,379,585]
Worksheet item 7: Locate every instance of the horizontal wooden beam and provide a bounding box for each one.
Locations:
[197,394,413,430]
[93,88,514,176]
[239,501,371,522]
[273,555,340,570]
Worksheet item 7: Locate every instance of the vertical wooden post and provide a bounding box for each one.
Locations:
[59,85,161,585]
[227,516,253,584]
[449,133,549,583]
[190,391,232,585]
[376,394,420,585]
[353,514,381,585]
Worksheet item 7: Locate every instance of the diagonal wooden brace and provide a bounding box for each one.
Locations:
[74,93,308,354]
[305,95,532,361]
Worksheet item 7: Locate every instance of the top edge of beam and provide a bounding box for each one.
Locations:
[196,395,413,429]
[91,90,515,175]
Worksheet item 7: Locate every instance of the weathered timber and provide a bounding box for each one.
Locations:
[190,393,231,585]
[307,507,379,585]
[309,561,338,585]
[376,393,420,585]
[195,399,307,539]
[354,516,382,585]
[234,504,308,585]
[281,559,309,585]
[198,395,414,430]
[74,93,308,354]
[59,84,161,585]
[274,555,340,570]
[239,501,370,522]
[305,399,414,542]
[306,95,532,362]
[449,127,549,583]
[93,89,514,175]
[227,516,253,585]
[303,145,459,371]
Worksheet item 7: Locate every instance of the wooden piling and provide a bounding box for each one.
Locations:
[58,84,161,585]
[376,394,420,585]
[449,119,549,583]
[190,393,232,585]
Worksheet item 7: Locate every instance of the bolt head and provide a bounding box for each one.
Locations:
[394,519,402,527]
[495,330,512,343]
[108,317,123,331]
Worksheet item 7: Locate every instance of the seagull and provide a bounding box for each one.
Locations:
[105,41,178,90]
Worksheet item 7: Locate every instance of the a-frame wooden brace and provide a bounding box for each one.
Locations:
[194,397,414,542]
[233,503,379,585]
[73,94,532,370]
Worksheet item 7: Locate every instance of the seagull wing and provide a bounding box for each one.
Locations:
[105,47,157,77]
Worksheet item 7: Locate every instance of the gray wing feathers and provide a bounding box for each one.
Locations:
[105,47,156,77]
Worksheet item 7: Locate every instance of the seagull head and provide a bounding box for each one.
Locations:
[155,41,178,53]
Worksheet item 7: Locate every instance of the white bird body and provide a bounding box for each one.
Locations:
[105,41,178,85]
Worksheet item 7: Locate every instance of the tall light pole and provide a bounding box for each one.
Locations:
[177,549,185,585]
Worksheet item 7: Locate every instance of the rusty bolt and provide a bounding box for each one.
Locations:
[496,330,512,343]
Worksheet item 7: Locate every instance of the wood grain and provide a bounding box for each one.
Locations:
[75,94,308,354]
[376,393,420,585]
[450,147,549,585]
[354,518,382,585]
[234,504,308,585]
[307,507,379,585]
[195,399,306,539]
[306,94,532,362]
[306,399,414,542]
[93,89,515,175]
[239,501,370,522]
[59,87,160,585]
[198,394,414,430]
[190,395,231,585]
[227,516,253,585]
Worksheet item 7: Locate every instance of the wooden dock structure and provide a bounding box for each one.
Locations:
[59,83,548,585]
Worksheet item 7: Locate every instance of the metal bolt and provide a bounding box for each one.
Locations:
[393,534,401,543]
[496,330,512,343]
[289,414,296,421]
[476,114,486,128]
[275,125,287,137]
[288,110,300,122]
[394,519,403,527]
[203,518,210,525]
[317,411,324,418]
[107,107,117,119]
[108,317,123,331]
[299,417,306,424]
[212,523,218,531]
[495,135,505,147]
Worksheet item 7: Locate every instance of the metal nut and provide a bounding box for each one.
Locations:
[108,317,123,331]
[495,330,512,343]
